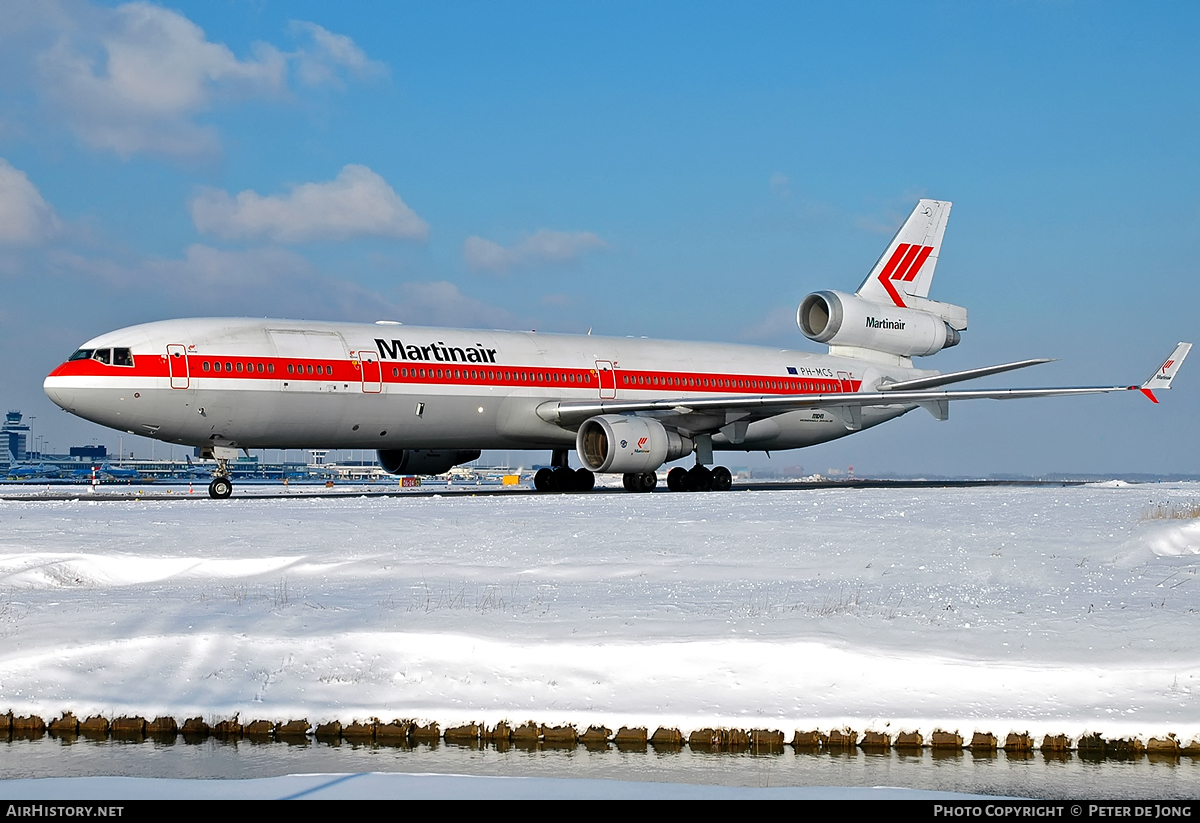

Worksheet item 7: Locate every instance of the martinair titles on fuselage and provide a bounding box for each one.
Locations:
[375,338,499,364]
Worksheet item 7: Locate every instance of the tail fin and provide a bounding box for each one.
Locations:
[856,199,966,330]
[858,199,951,305]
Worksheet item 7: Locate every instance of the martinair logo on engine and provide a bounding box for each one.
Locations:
[375,338,498,364]
[633,437,650,454]
[866,316,906,330]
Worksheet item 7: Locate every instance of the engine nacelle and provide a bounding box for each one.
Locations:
[377,449,481,476]
[797,290,960,357]
[576,415,693,474]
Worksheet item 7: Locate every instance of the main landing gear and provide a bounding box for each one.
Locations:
[533,449,596,493]
[208,458,233,499]
[666,465,733,493]
[534,466,596,492]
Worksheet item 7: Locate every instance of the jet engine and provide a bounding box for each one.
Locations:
[575,414,693,473]
[798,290,960,357]
[377,448,482,476]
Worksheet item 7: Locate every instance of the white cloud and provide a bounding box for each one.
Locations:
[288,21,387,87]
[189,165,429,244]
[0,158,61,245]
[463,229,606,273]
[738,304,802,345]
[48,242,521,328]
[769,172,791,199]
[394,281,521,328]
[24,3,380,158]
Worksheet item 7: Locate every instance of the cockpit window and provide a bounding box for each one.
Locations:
[113,348,134,367]
[68,349,94,361]
[92,349,111,365]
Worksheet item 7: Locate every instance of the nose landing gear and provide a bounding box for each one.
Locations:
[207,457,233,499]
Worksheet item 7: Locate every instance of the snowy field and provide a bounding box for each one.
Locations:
[1,482,1199,747]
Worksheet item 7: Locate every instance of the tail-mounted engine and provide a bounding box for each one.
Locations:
[377,449,482,475]
[798,290,963,358]
[576,415,693,474]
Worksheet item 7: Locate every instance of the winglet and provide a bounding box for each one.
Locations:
[1142,342,1192,392]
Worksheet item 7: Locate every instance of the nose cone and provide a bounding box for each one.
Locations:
[44,371,75,412]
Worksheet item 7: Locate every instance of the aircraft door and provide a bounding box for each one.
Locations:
[595,360,616,399]
[837,371,853,392]
[357,350,382,393]
[167,344,189,389]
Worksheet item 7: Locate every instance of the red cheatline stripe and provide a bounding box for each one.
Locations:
[900,245,933,282]
[49,355,862,397]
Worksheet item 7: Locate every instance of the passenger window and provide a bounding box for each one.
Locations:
[306,365,313,374]
[287,364,294,374]
[225,362,232,372]
[236,363,243,373]
[267,363,274,373]
[203,361,210,372]
[214,362,222,372]
[326,365,333,375]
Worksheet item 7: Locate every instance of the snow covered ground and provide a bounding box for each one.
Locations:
[1,482,1199,746]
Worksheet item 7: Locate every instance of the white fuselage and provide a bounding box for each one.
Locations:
[44,317,925,456]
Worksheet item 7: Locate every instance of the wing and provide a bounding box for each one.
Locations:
[537,344,1192,435]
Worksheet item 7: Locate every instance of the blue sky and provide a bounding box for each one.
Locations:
[1,1,1196,475]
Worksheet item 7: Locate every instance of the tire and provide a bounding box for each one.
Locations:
[551,466,575,492]
[534,467,554,492]
[687,465,713,492]
[636,471,658,492]
[622,473,636,491]
[208,477,233,499]
[667,466,690,492]
[710,465,733,491]
[574,468,595,491]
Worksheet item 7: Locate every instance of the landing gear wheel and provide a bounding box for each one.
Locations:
[574,468,595,491]
[667,467,690,492]
[635,471,657,492]
[208,477,233,499]
[550,466,576,492]
[534,467,554,491]
[710,465,733,491]
[687,465,713,492]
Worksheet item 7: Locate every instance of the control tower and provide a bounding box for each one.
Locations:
[1,411,29,467]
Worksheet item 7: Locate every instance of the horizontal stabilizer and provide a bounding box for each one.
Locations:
[881,358,1054,392]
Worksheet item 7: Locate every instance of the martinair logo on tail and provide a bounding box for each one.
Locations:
[877,243,934,308]
[1164,360,1175,372]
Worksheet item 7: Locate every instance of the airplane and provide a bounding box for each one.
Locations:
[181,454,213,479]
[98,462,141,481]
[43,199,1191,499]
[5,462,62,480]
